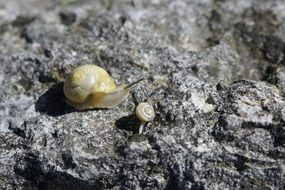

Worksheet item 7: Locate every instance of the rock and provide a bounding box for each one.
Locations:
[0,0,285,189]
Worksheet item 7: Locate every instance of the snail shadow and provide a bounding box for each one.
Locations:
[115,114,141,133]
[35,83,76,116]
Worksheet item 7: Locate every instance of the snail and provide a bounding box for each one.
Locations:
[63,64,143,110]
[135,98,155,134]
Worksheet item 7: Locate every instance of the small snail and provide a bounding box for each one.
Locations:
[135,98,155,134]
[63,64,142,110]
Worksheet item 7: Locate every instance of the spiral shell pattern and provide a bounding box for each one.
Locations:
[63,64,134,110]
[135,102,155,122]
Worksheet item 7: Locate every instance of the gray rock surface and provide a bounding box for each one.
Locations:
[0,0,285,189]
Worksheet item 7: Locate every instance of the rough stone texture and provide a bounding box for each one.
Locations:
[0,0,285,189]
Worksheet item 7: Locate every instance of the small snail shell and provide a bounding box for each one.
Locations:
[135,102,155,122]
[63,64,142,110]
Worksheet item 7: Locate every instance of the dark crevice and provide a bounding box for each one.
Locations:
[9,122,26,138]
[233,154,249,172]
[61,152,76,169]
[59,11,76,25]
[12,15,36,27]
[20,28,33,43]
[14,153,100,190]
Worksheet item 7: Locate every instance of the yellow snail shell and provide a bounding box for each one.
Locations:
[63,64,141,110]
[135,102,155,122]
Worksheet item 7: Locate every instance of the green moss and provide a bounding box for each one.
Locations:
[60,0,78,6]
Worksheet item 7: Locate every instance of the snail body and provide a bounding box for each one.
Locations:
[63,64,141,110]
